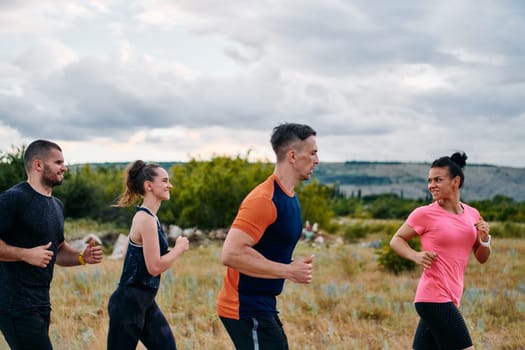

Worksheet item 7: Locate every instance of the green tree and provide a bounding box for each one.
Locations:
[468,195,524,222]
[0,145,26,191]
[167,155,273,229]
[55,165,98,218]
[363,193,422,219]
[54,164,129,226]
[297,178,336,230]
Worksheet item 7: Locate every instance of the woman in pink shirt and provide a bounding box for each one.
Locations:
[390,152,491,350]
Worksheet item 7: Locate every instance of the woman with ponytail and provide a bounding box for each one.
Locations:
[107,161,189,350]
[390,152,491,350]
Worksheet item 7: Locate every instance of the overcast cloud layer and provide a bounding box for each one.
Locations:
[0,0,524,167]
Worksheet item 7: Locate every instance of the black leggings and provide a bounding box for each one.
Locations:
[413,302,473,350]
[220,315,289,350]
[107,285,176,350]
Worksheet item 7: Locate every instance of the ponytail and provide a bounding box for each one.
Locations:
[113,160,161,207]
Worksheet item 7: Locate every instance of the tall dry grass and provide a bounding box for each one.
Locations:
[1,236,524,349]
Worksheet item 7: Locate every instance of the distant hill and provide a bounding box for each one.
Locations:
[312,161,525,202]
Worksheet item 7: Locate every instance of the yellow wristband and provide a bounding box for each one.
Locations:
[78,253,86,265]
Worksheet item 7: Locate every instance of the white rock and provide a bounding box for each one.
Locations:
[110,234,128,260]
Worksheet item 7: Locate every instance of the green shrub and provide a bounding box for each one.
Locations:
[489,221,525,238]
[342,220,401,241]
[322,221,340,234]
[376,235,421,274]
[342,222,369,240]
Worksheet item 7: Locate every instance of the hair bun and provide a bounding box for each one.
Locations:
[450,152,467,169]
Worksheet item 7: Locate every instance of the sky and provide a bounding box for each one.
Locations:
[0,0,524,167]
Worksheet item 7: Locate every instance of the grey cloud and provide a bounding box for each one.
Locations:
[1,0,524,166]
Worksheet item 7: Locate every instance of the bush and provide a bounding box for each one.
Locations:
[342,222,371,240]
[376,235,421,274]
[489,221,525,239]
[342,220,400,242]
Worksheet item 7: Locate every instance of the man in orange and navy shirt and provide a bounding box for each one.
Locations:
[217,123,319,350]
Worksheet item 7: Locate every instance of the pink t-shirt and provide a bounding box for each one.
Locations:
[407,201,480,307]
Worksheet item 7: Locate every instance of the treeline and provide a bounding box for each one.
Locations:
[1,145,524,232]
[332,193,525,223]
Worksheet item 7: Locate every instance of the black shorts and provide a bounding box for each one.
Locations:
[220,315,289,350]
[413,302,473,350]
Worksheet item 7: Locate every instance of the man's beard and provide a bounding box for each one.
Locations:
[43,165,63,187]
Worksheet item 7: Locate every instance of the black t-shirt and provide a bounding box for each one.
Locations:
[0,182,65,312]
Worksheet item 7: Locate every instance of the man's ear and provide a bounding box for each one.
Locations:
[287,148,296,163]
[33,159,43,171]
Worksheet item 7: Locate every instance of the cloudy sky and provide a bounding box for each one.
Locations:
[0,1,524,167]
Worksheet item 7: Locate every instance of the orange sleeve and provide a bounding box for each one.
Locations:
[231,183,277,243]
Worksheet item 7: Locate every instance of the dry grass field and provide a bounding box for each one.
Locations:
[1,235,524,349]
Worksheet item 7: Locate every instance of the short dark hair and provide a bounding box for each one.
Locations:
[431,152,468,188]
[23,139,62,173]
[270,123,316,161]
